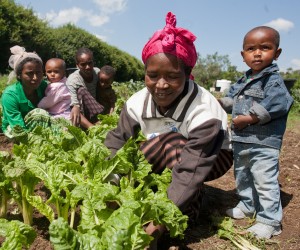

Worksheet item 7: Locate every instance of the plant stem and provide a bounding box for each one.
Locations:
[0,191,7,218]
[70,209,75,228]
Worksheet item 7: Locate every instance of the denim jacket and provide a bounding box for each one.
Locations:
[221,63,294,149]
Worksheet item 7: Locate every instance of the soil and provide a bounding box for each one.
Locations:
[0,120,299,250]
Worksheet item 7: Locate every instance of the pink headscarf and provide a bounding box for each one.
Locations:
[142,12,197,68]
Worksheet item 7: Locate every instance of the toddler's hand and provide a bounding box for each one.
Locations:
[232,115,250,130]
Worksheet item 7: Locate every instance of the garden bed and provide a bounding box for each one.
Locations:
[0,121,299,250]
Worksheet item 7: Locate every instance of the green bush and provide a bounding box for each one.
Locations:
[0,0,144,82]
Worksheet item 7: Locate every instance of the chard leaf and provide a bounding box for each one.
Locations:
[50,218,102,250]
[140,193,188,239]
[26,190,55,222]
[77,182,119,233]
[87,113,119,142]
[100,206,151,250]
[60,126,88,151]
[0,218,36,249]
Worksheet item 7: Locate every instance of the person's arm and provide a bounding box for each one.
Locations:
[1,91,27,130]
[79,114,94,129]
[104,104,140,156]
[232,113,259,130]
[167,119,224,211]
[70,105,81,126]
[110,89,117,114]
[218,83,238,113]
[234,78,294,130]
[248,80,293,125]
[66,74,80,106]
[66,75,82,126]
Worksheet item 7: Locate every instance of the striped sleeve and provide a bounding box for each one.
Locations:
[167,119,224,210]
[104,104,140,156]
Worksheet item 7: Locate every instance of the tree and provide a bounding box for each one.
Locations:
[192,52,241,89]
[0,0,55,73]
[0,0,144,81]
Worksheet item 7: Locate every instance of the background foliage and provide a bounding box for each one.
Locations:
[0,0,299,121]
[0,0,144,81]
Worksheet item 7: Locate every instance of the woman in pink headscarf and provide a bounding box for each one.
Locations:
[105,12,232,248]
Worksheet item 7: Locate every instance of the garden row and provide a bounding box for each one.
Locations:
[0,113,187,249]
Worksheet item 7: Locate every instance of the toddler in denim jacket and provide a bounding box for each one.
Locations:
[219,26,293,239]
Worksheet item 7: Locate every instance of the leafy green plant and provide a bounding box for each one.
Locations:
[0,151,13,218]
[212,216,265,250]
[2,155,40,225]
[0,111,188,248]
[0,218,36,250]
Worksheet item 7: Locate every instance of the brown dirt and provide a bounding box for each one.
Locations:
[0,121,299,250]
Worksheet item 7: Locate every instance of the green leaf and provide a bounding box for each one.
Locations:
[0,218,36,249]
[100,206,151,250]
[49,218,102,250]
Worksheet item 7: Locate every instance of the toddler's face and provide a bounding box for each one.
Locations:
[99,72,113,88]
[45,60,65,83]
[241,29,281,75]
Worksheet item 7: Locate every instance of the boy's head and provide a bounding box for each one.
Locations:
[45,58,66,83]
[241,26,282,75]
[98,65,116,89]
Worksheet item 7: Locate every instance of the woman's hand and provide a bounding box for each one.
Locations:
[70,105,81,126]
[144,222,166,250]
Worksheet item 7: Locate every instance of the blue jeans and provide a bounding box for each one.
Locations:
[233,142,282,226]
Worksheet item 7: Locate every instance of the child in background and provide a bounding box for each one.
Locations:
[97,65,117,115]
[66,48,104,125]
[38,58,93,129]
[219,26,293,239]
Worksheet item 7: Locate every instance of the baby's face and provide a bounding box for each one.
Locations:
[99,72,113,88]
[45,60,65,83]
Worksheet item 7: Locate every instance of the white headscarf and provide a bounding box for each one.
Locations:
[7,45,43,84]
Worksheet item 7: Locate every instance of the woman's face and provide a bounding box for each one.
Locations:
[145,53,187,113]
[76,52,94,79]
[20,61,44,91]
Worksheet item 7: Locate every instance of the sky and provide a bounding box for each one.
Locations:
[15,0,300,72]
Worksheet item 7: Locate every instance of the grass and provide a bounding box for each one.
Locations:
[287,112,300,132]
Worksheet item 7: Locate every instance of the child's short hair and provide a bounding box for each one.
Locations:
[100,65,116,78]
[243,26,280,49]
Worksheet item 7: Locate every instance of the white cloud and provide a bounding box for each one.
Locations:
[92,0,127,13]
[87,14,110,27]
[44,7,110,28]
[264,18,294,32]
[291,59,300,70]
[45,7,87,26]
[43,0,127,28]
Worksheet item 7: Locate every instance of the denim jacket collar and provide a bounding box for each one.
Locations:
[240,63,279,83]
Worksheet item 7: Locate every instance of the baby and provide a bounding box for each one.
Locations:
[38,58,93,128]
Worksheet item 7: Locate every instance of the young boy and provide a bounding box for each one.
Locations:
[96,65,117,115]
[38,58,94,129]
[219,26,293,239]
